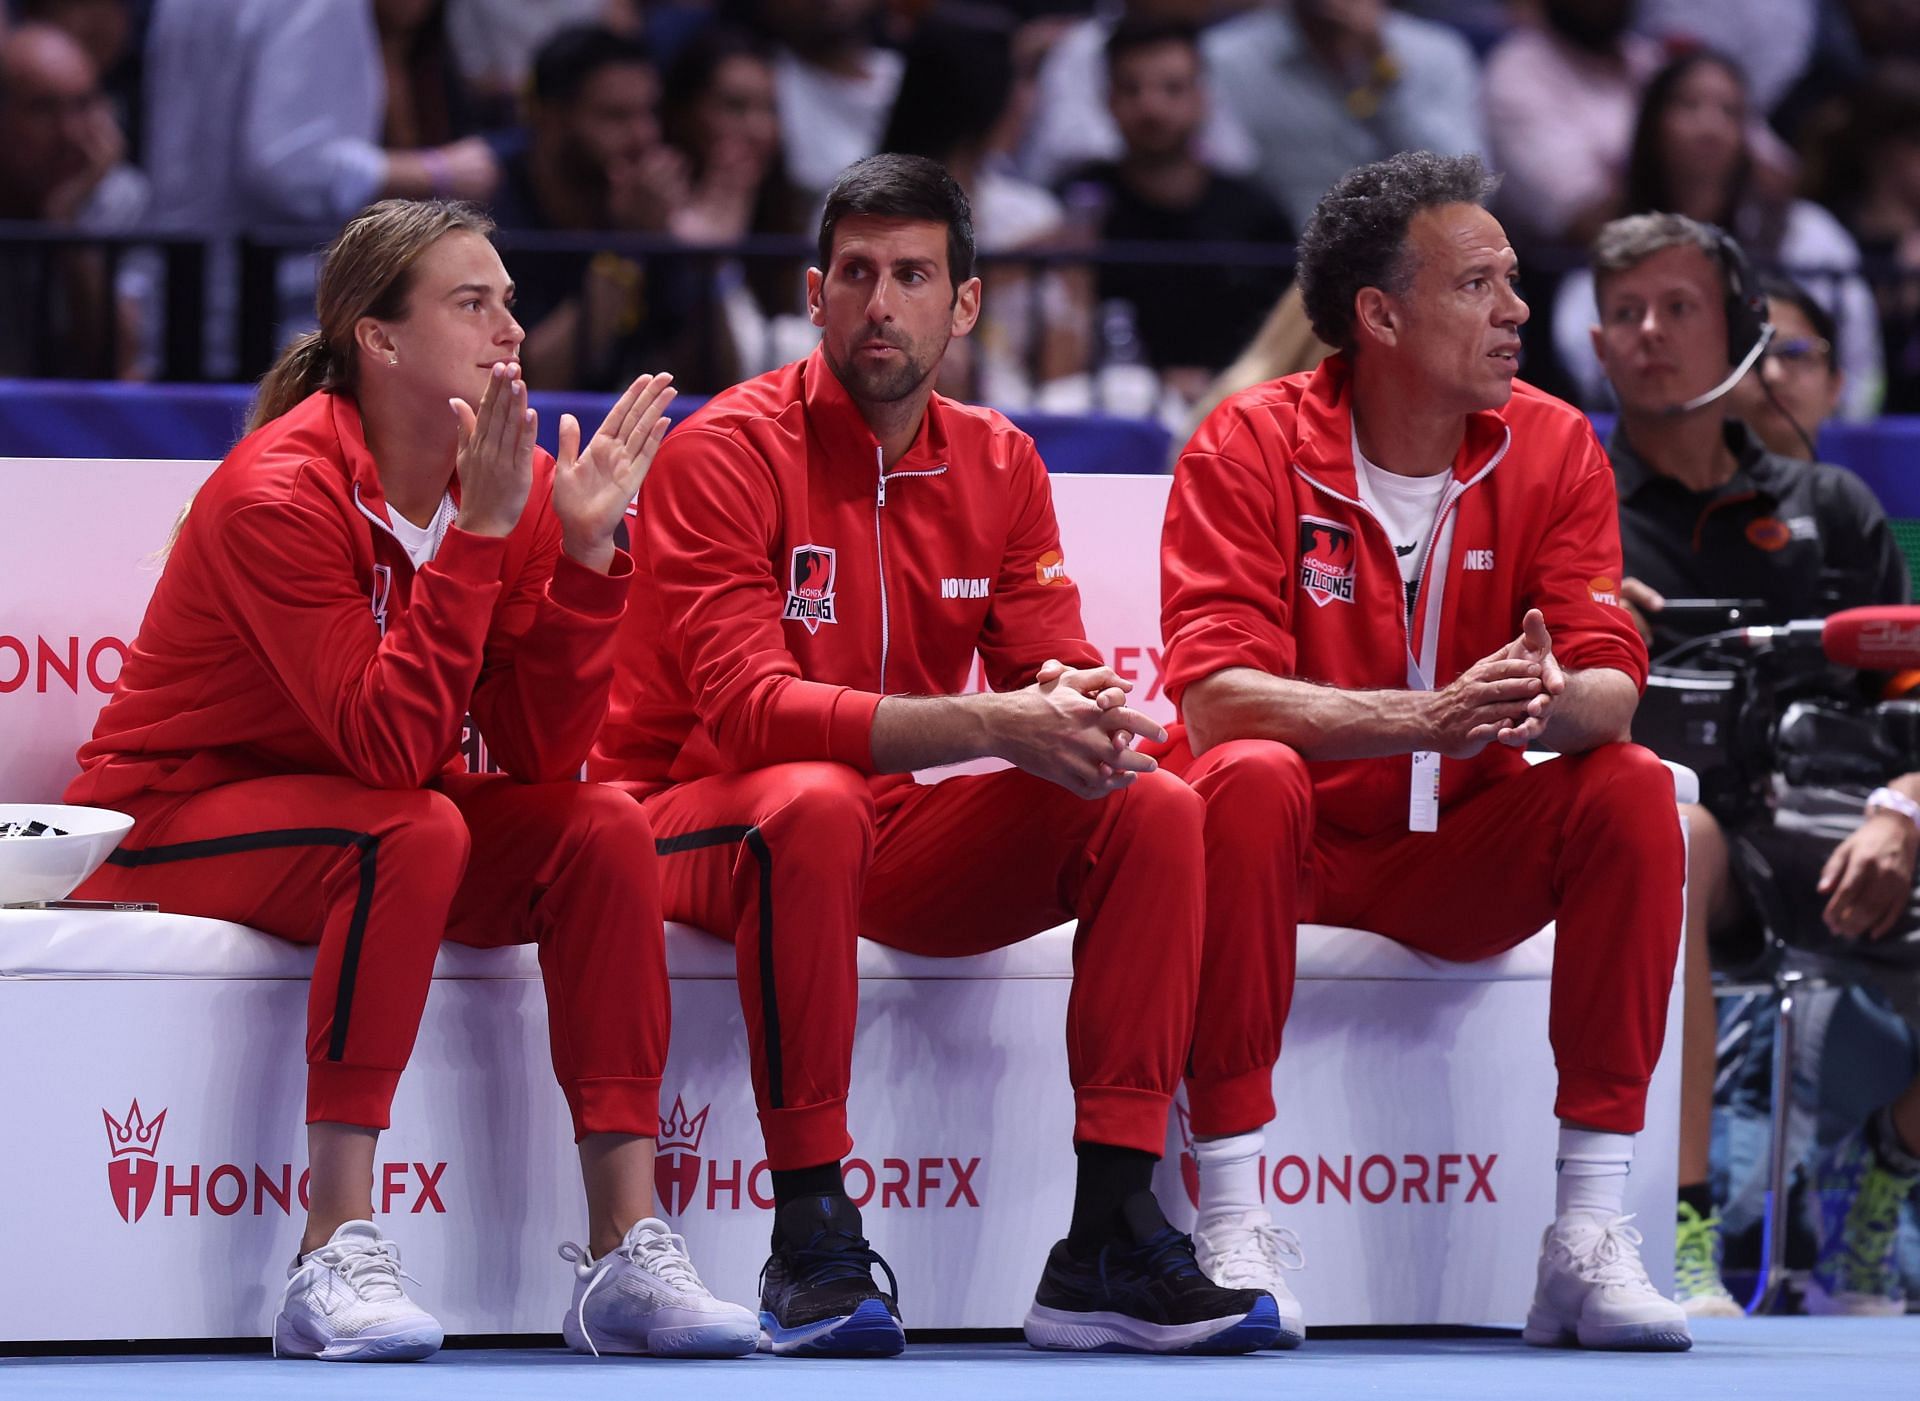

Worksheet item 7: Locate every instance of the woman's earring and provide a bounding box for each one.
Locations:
[387,353,398,366]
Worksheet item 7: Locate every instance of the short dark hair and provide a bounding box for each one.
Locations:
[531,25,652,107]
[1760,272,1839,351]
[1104,19,1201,70]
[1296,151,1501,352]
[817,153,976,289]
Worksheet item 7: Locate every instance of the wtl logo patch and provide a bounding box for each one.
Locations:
[1034,550,1071,587]
[1299,517,1356,607]
[783,544,838,633]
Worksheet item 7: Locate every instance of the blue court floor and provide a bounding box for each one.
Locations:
[4,1319,1913,1400]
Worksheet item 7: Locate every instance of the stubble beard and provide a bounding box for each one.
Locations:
[827,331,943,405]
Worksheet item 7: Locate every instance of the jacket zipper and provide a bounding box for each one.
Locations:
[871,445,949,693]
[1406,435,1508,680]
[1406,481,1468,679]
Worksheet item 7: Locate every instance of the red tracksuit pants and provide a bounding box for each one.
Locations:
[75,772,667,1139]
[631,762,1206,1170]
[1164,737,1685,1137]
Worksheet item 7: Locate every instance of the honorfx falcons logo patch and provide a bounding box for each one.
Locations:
[1299,517,1356,607]
[783,544,838,634]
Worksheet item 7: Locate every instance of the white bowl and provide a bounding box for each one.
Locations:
[0,804,136,905]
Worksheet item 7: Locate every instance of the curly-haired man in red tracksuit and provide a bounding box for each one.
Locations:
[1157,152,1692,1352]
[589,154,1281,1357]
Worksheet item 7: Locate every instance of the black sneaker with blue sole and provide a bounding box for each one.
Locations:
[1024,1192,1282,1354]
[758,1195,906,1357]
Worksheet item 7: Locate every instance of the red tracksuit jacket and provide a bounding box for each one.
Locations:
[589,346,1098,789]
[68,390,628,807]
[1160,354,1648,836]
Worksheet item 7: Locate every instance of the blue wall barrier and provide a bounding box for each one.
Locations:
[2,381,1915,512]
[1808,422,1920,516]
[0,381,1175,480]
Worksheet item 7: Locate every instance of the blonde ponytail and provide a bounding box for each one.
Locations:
[247,330,340,434]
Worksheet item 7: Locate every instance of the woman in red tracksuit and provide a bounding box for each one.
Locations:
[67,200,755,1362]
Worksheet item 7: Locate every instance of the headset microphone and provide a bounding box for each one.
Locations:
[1663,224,1774,416]
[1669,321,1774,414]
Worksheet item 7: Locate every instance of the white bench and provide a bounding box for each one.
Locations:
[0,461,1684,1339]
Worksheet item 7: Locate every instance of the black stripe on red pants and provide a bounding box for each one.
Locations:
[106,827,379,1061]
[652,825,783,1105]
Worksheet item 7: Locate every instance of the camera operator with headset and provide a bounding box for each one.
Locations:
[1591,212,1920,1320]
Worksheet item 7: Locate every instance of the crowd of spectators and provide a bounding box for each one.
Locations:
[6,1,1920,412]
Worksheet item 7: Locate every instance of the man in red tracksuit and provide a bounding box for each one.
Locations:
[589,154,1281,1357]
[1157,152,1692,1352]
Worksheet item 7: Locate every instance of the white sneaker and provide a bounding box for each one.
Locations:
[272,1220,443,1362]
[1522,1212,1693,1351]
[1194,1210,1307,1348]
[560,1218,759,1357]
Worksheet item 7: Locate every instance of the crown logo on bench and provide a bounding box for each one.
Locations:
[103,1099,166,1160]
[657,1095,710,1155]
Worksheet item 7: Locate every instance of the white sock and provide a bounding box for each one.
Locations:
[1555,1127,1634,1219]
[1195,1130,1267,1226]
